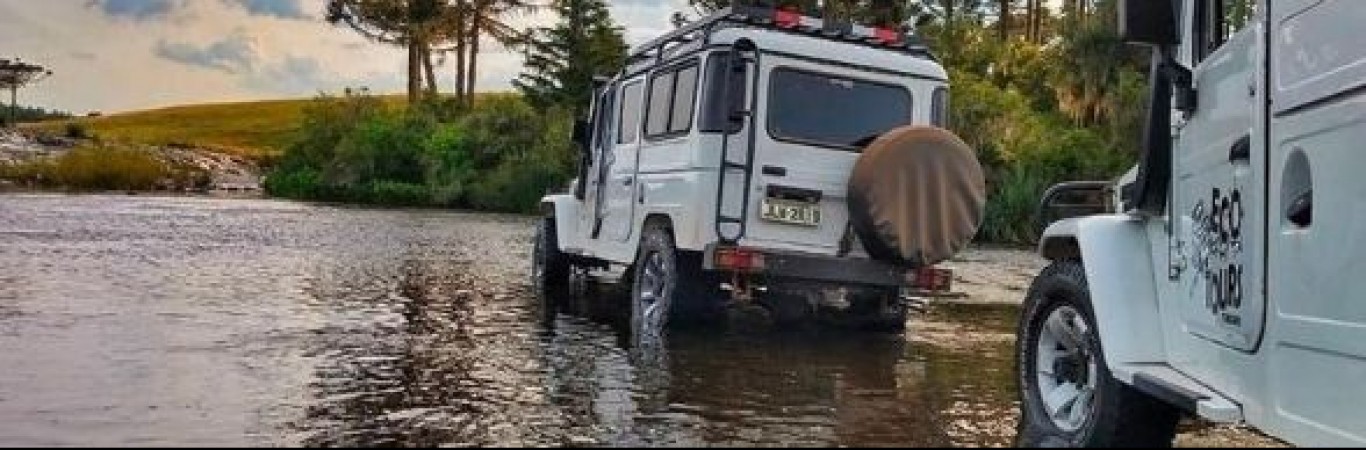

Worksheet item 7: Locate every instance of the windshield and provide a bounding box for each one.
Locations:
[767,68,913,151]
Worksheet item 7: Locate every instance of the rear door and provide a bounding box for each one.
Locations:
[747,59,917,254]
[1264,0,1366,444]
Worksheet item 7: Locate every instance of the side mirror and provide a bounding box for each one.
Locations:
[572,120,592,156]
[1118,0,1178,47]
[592,76,611,90]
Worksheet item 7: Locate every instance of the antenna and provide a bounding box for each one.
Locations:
[0,58,54,128]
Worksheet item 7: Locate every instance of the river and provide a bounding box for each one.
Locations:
[0,194,1277,447]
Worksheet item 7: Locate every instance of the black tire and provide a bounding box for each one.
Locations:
[1016,261,1181,448]
[532,217,571,325]
[630,222,721,349]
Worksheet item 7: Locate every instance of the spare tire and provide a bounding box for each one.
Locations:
[848,126,986,268]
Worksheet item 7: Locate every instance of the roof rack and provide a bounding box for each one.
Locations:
[627,4,936,65]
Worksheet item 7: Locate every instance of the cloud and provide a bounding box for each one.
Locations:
[86,0,176,21]
[242,54,403,96]
[222,0,309,20]
[69,51,100,61]
[154,32,258,73]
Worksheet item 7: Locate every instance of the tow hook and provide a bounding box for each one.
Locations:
[726,271,757,303]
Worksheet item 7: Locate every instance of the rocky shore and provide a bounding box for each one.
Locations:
[0,129,263,194]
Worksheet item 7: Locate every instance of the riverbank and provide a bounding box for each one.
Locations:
[0,129,263,195]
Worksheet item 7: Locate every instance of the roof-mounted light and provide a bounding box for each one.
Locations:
[642,4,931,62]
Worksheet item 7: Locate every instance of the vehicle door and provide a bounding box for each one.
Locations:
[599,79,645,242]
[1169,0,1266,363]
[747,58,918,254]
[584,84,616,242]
[1263,0,1366,444]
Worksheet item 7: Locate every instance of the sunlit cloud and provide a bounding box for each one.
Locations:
[225,0,309,20]
[85,0,176,21]
[155,32,259,74]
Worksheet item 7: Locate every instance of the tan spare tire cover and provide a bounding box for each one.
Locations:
[848,126,986,268]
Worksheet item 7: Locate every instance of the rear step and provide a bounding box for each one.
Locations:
[1119,363,1243,424]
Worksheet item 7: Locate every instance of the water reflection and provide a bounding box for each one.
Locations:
[0,194,1019,447]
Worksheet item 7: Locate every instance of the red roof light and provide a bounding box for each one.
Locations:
[774,9,801,28]
[875,28,902,45]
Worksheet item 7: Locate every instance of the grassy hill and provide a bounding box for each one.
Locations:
[34,96,406,159]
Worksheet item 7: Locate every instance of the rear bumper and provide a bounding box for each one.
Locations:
[702,244,906,288]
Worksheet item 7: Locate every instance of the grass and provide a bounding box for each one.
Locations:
[1,144,211,192]
[31,96,409,160]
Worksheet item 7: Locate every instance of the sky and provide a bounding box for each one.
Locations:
[0,0,687,114]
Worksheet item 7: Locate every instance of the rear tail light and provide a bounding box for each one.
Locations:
[910,267,953,293]
[714,247,767,273]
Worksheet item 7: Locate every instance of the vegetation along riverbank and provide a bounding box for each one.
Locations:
[3,1,1147,245]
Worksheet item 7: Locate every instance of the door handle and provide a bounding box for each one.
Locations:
[762,165,787,177]
[622,177,634,186]
[1229,135,1251,163]
[1287,190,1312,228]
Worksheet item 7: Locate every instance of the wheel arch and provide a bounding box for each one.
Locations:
[1040,215,1168,383]
[641,213,674,232]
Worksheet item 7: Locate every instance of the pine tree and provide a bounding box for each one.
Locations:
[512,0,627,116]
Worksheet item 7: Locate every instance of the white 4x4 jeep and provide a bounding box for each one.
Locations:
[1017,0,1366,447]
[534,4,986,344]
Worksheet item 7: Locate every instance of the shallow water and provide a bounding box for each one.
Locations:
[0,194,1032,447]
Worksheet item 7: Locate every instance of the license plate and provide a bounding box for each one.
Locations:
[760,199,821,227]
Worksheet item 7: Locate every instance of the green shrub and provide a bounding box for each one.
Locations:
[0,146,176,191]
[53,146,169,191]
[64,122,91,140]
[422,123,476,206]
[266,91,578,213]
[950,68,1136,244]
[980,168,1051,244]
[366,181,430,206]
[264,166,324,199]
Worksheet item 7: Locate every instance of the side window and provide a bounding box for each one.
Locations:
[931,86,950,128]
[669,65,699,134]
[645,60,700,139]
[617,81,643,144]
[646,72,674,137]
[1197,0,1258,62]
[593,87,615,150]
[699,52,747,133]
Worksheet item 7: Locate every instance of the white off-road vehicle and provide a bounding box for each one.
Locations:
[1017,0,1366,447]
[534,4,986,344]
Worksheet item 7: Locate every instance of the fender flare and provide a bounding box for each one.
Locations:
[540,194,580,254]
[1038,215,1166,382]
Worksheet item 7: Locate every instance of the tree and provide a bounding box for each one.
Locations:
[326,0,456,104]
[1,59,52,127]
[451,0,536,108]
[996,0,1012,41]
[512,0,627,116]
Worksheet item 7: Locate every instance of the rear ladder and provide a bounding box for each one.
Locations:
[714,44,761,245]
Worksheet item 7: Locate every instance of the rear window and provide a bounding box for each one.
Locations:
[767,68,912,151]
